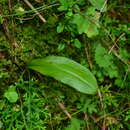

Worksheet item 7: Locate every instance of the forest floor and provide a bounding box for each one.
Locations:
[0,0,130,129]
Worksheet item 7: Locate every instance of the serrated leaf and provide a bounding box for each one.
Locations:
[65,118,82,130]
[95,44,113,67]
[95,45,118,78]
[72,7,100,37]
[28,56,98,94]
[72,14,89,34]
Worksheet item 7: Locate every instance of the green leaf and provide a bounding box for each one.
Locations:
[72,7,100,37]
[28,56,98,94]
[74,39,81,49]
[95,45,118,78]
[4,86,18,103]
[0,16,4,24]
[85,22,99,37]
[65,118,82,130]
[57,23,64,33]
[95,44,113,67]
[72,14,89,34]
[89,0,107,12]
[0,100,5,110]
[57,44,65,51]
[58,0,74,11]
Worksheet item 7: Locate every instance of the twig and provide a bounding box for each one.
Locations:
[108,33,125,54]
[2,3,59,18]
[98,89,106,130]
[16,15,36,21]
[102,29,129,66]
[83,35,93,70]
[57,101,72,119]
[8,0,12,12]
[23,0,46,23]
[113,51,128,65]
[98,89,104,109]
[0,7,19,48]
[17,88,28,129]
[8,0,19,48]
[85,46,93,70]
[100,0,107,12]
[84,113,90,130]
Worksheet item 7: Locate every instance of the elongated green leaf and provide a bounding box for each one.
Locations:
[28,56,98,94]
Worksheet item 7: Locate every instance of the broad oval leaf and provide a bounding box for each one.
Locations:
[4,86,18,103]
[28,56,98,94]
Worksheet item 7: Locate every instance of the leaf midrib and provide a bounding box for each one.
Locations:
[55,65,96,90]
[29,62,96,90]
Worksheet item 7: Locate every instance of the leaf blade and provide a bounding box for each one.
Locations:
[28,56,98,94]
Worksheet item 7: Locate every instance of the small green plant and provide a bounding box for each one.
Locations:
[1,78,50,130]
[57,0,107,38]
[4,85,18,103]
[95,44,118,78]
[65,118,83,130]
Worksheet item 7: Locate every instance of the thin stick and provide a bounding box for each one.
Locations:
[8,0,12,12]
[108,33,125,54]
[98,89,106,130]
[113,51,128,65]
[98,89,104,110]
[17,88,28,129]
[57,101,72,119]
[85,46,93,70]
[100,0,107,12]
[0,7,19,48]
[84,113,90,130]
[23,0,46,23]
